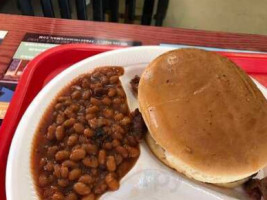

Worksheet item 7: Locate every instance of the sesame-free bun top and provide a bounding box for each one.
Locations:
[138,48,267,184]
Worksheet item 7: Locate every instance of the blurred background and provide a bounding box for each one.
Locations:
[0,0,267,34]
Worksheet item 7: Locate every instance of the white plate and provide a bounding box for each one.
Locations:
[6,46,267,200]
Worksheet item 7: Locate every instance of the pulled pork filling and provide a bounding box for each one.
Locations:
[130,75,140,96]
[244,177,267,200]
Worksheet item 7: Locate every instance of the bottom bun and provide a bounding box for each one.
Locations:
[145,133,251,188]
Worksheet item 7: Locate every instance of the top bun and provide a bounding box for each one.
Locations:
[138,48,267,184]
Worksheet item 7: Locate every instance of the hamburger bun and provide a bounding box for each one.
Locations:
[145,133,251,188]
[138,48,267,186]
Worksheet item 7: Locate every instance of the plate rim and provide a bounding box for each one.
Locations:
[6,45,267,200]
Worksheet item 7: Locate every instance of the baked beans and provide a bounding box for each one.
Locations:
[32,67,144,200]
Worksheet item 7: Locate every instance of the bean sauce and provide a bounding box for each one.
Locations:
[31,67,144,200]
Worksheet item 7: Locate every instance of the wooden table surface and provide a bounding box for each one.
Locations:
[1,14,267,78]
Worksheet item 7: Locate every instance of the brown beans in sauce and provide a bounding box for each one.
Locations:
[32,67,144,200]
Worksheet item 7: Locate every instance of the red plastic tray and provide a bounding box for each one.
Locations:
[1,44,267,200]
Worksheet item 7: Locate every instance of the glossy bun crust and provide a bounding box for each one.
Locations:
[138,49,267,184]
